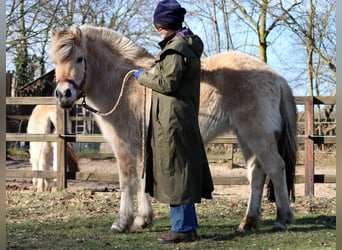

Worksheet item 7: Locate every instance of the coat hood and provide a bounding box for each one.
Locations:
[178,34,203,58]
[157,28,204,60]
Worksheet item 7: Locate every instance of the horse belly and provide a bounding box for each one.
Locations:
[198,84,232,143]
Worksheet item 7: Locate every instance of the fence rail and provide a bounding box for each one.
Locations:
[6,96,336,196]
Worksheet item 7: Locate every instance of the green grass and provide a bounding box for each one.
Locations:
[6,191,336,249]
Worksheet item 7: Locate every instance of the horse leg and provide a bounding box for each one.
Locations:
[41,142,53,191]
[133,171,153,229]
[250,135,294,231]
[237,138,266,231]
[110,150,136,233]
[51,142,57,188]
[30,142,39,191]
[37,147,50,192]
[262,151,294,231]
[31,141,50,192]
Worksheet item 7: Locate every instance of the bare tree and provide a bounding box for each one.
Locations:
[6,0,336,102]
[184,0,235,56]
[229,0,301,63]
[6,0,41,86]
[6,0,159,78]
[279,0,336,136]
[280,0,336,95]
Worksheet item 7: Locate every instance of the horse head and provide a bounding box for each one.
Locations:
[51,27,87,109]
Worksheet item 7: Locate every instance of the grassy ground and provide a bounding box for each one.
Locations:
[6,190,336,249]
[6,146,336,249]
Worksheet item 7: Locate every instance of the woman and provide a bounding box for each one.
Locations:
[134,0,214,244]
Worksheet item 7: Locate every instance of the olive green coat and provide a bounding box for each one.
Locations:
[138,33,214,205]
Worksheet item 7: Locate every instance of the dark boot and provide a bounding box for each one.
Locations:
[157,230,197,244]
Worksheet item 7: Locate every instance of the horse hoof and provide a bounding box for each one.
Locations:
[109,223,130,234]
[237,216,260,232]
[272,221,287,232]
[109,227,129,234]
[237,224,255,232]
[109,227,122,234]
[132,223,149,230]
[133,215,153,230]
[237,226,248,232]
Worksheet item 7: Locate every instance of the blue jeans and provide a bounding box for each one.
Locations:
[170,204,198,232]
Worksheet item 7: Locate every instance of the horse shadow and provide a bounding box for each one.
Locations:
[198,215,336,242]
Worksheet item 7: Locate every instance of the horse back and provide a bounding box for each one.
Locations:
[199,51,287,141]
[27,105,57,134]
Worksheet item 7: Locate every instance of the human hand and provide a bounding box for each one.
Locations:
[134,69,144,79]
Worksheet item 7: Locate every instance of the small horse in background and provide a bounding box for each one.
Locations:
[27,105,79,192]
[50,25,297,233]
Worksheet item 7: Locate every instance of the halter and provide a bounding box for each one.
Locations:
[56,61,137,117]
[56,58,87,94]
[80,69,136,116]
[57,65,146,178]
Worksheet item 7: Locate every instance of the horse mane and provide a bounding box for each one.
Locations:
[50,25,153,66]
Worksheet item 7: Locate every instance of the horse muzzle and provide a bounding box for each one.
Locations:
[54,81,79,109]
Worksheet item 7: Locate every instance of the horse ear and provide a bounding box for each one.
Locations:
[74,27,82,40]
[72,27,84,46]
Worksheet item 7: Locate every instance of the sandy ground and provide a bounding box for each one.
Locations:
[6,157,336,199]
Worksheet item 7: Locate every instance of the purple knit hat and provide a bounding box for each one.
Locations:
[153,0,186,30]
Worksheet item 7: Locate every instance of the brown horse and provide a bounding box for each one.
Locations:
[27,105,79,192]
[50,25,297,233]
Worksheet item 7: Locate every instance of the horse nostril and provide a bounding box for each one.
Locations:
[54,89,60,98]
[65,89,72,98]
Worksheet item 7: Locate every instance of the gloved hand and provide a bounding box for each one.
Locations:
[134,69,144,79]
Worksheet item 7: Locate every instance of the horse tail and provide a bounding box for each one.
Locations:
[48,110,79,173]
[66,142,79,172]
[267,81,298,202]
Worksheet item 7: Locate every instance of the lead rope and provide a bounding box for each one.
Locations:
[141,86,146,179]
[81,69,136,117]
[80,69,147,179]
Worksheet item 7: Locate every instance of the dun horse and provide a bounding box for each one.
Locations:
[51,25,297,233]
[27,105,79,192]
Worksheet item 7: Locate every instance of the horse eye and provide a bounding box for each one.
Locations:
[76,57,83,63]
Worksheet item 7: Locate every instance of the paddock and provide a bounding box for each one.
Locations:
[6,96,336,196]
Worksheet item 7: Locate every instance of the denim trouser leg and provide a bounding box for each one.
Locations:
[170,204,198,232]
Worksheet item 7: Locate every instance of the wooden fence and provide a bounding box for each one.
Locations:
[6,96,336,196]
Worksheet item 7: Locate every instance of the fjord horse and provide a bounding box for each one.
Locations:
[50,25,297,232]
[27,105,79,192]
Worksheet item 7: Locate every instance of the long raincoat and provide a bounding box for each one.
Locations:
[138,29,214,205]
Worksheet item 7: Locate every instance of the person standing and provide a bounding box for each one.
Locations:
[134,0,214,244]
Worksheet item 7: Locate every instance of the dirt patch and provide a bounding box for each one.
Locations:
[6,158,336,199]
[210,162,336,199]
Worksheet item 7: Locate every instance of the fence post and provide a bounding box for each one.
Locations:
[304,96,314,196]
[56,105,67,189]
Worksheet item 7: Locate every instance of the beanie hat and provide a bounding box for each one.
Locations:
[153,0,186,30]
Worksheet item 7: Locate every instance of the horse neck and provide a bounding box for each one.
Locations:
[81,33,154,114]
[83,42,136,110]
